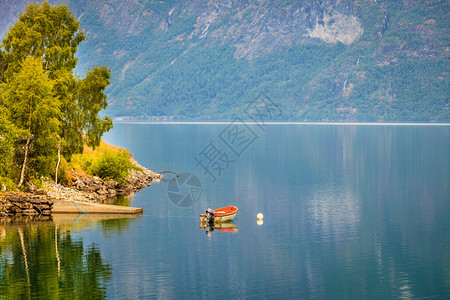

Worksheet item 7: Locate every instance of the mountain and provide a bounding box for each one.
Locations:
[1,0,448,122]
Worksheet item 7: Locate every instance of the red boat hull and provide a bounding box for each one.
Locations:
[200,206,238,223]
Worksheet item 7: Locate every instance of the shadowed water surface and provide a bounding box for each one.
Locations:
[1,124,449,299]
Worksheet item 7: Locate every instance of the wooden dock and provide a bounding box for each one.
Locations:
[52,200,143,214]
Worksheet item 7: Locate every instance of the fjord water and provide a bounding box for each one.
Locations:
[1,124,449,299]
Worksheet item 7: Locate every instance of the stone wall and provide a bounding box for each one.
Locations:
[0,193,53,217]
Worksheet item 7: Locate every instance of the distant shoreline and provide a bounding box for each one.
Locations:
[112,121,450,126]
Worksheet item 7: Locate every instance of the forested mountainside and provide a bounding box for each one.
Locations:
[1,0,448,121]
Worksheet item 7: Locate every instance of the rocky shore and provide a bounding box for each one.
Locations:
[47,159,161,203]
[0,159,161,217]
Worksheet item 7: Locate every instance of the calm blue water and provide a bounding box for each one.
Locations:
[1,124,449,299]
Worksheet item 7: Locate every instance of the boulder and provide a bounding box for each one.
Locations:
[108,189,117,196]
[96,187,108,195]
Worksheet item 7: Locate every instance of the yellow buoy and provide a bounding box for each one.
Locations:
[257,213,264,220]
[257,219,264,226]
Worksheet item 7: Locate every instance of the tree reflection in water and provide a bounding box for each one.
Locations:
[0,217,123,299]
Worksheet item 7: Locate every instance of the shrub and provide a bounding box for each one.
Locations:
[87,149,134,182]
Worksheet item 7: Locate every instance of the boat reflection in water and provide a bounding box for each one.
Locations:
[200,221,238,236]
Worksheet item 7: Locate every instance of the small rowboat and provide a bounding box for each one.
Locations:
[200,206,238,223]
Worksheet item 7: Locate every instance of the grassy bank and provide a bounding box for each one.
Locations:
[59,141,137,185]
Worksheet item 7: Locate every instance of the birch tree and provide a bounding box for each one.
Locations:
[3,57,59,187]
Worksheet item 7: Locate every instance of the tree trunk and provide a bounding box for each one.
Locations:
[17,134,31,188]
[55,145,61,191]
[18,94,33,189]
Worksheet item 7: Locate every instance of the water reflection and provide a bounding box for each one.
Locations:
[200,221,238,236]
[101,124,450,298]
[102,193,134,206]
[0,215,139,299]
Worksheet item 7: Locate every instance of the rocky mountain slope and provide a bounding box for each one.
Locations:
[1,0,448,121]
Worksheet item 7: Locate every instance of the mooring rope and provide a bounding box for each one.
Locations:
[157,171,179,182]
[142,214,197,219]
[72,200,89,214]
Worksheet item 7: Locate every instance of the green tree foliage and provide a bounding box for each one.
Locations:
[0,1,113,186]
[0,50,7,83]
[57,65,113,157]
[78,66,113,148]
[1,1,85,77]
[0,106,17,178]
